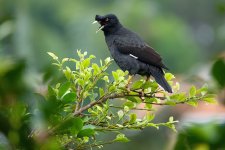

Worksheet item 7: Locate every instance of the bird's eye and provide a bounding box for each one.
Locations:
[105,18,109,22]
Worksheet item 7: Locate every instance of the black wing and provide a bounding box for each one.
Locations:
[114,33,168,69]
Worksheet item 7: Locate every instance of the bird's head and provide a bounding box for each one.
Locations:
[93,14,121,33]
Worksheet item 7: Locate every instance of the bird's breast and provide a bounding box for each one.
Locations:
[108,47,140,75]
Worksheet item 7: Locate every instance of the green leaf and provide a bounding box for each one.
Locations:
[103,76,109,83]
[165,73,175,81]
[189,86,196,97]
[148,81,159,92]
[204,94,216,98]
[62,92,76,103]
[186,100,198,107]
[132,80,144,89]
[63,66,72,80]
[99,88,104,97]
[123,101,135,108]
[71,117,83,135]
[57,117,83,135]
[165,101,176,105]
[147,123,159,129]
[173,82,180,91]
[52,63,60,67]
[82,137,89,143]
[82,58,91,68]
[62,58,69,64]
[200,85,208,96]
[196,84,208,96]
[129,113,137,124]
[170,93,186,101]
[112,71,119,81]
[116,69,125,77]
[124,106,129,112]
[89,55,96,59]
[76,61,80,70]
[77,50,83,58]
[117,110,124,120]
[169,116,174,122]
[145,103,152,109]
[170,124,177,132]
[58,82,71,98]
[77,79,85,87]
[47,52,58,60]
[92,63,101,75]
[77,128,95,138]
[145,113,155,122]
[203,98,217,103]
[109,85,116,92]
[126,96,141,103]
[56,83,61,89]
[104,57,111,64]
[96,105,103,113]
[166,123,177,132]
[145,98,158,103]
[211,58,225,88]
[114,134,130,142]
[142,81,152,89]
[48,86,55,96]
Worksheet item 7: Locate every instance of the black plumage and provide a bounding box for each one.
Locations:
[94,14,172,93]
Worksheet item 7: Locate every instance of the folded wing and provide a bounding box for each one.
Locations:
[114,34,168,69]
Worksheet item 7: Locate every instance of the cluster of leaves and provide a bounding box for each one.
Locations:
[211,57,225,89]
[0,58,36,149]
[41,50,216,149]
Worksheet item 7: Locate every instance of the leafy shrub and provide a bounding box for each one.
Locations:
[0,51,215,149]
[40,50,215,149]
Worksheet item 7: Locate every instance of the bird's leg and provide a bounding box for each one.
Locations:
[127,75,133,86]
[146,76,150,82]
[125,75,133,92]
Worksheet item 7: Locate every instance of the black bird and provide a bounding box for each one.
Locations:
[93,14,172,93]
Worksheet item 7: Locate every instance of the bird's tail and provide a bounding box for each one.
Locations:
[148,66,172,93]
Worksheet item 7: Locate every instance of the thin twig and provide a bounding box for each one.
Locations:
[143,97,203,105]
[73,93,124,116]
[109,105,153,111]
[75,85,81,112]
[94,121,177,131]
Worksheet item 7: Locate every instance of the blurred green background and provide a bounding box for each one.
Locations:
[1,0,225,149]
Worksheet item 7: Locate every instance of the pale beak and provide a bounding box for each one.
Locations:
[92,21,98,24]
[96,25,104,33]
[92,20,104,33]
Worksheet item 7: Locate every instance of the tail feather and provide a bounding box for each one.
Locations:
[148,66,172,93]
[154,74,172,93]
